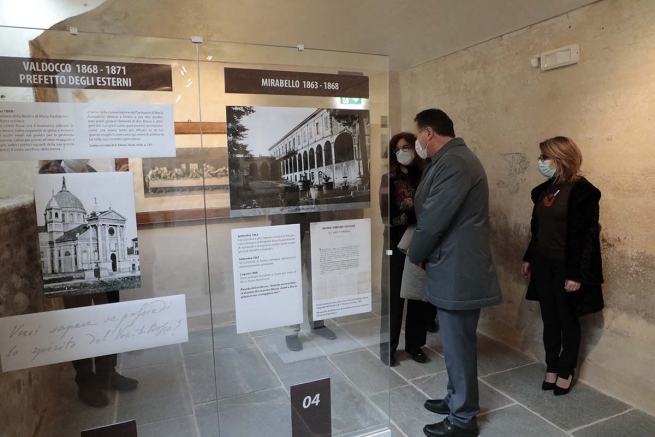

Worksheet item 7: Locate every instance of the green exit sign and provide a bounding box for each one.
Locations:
[340,97,362,104]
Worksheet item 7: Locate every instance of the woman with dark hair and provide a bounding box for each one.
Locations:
[522,136,604,396]
[380,132,437,366]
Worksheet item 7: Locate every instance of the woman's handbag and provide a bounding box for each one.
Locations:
[397,226,427,301]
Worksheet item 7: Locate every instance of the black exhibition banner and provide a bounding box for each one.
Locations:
[0,57,172,91]
[225,67,369,98]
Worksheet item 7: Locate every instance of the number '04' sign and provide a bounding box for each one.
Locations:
[302,393,321,409]
[290,378,331,437]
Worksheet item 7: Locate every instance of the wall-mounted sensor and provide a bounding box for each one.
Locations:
[540,44,580,71]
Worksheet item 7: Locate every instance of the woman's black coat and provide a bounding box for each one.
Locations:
[524,177,604,315]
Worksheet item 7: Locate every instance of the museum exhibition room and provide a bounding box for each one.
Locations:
[0,1,654,436]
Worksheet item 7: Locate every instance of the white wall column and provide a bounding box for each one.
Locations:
[97,224,104,262]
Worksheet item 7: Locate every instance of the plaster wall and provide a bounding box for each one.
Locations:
[398,0,655,414]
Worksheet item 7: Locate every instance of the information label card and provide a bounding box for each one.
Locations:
[311,219,372,320]
[0,295,188,372]
[231,224,303,334]
[0,102,175,161]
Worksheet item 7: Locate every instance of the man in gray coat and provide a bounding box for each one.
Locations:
[408,109,502,437]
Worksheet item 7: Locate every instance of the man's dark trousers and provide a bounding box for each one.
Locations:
[438,307,481,430]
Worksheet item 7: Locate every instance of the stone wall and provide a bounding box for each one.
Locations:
[0,197,66,437]
[397,0,655,415]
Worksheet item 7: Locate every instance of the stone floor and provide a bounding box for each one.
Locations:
[39,294,655,437]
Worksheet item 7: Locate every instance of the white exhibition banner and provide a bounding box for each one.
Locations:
[0,295,188,372]
[231,224,303,334]
[311,219,372,320]
[0,102,175,160]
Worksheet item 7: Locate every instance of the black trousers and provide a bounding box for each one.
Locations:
[533,253,581,378]
[381,228,435,357]
[63,291,119,387]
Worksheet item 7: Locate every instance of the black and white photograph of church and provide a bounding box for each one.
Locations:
[227,106,371,217]
[35,172,141,296]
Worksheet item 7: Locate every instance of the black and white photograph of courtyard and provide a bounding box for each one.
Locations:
[227,106,371,217]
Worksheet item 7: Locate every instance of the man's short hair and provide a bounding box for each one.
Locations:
[414,109,455,138]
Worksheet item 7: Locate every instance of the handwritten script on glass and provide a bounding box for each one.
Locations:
[0,295,188,372]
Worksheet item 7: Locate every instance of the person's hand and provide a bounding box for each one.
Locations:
[400,198,414,210]
[565,280,581,292]
[412,262,425,270]
[521,262,531,278]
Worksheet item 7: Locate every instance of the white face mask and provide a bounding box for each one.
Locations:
[62,159,90,173]
[538,160,556,178]
[415,139,428,160]
[395,149,415,166]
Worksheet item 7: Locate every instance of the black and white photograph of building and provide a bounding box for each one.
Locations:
[35,172,141,296]
[227,106,371,217]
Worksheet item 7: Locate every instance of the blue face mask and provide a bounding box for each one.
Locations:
[538,160,556,178]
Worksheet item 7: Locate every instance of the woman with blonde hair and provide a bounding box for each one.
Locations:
[522,136,604,396]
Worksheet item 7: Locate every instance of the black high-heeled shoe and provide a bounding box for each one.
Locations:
[542,380,556,391]
[542,372,557,390]
[554,371,575,396]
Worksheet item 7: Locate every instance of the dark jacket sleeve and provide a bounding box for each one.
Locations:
[523,183,548,263]
[566,190,602,283]
[523,211,537,263]
[387,177,404,227]
[398,192,417,226]
[379,174,389,225]
[408,155,471,265]
[401,167,422,226]
[387,170,419,227]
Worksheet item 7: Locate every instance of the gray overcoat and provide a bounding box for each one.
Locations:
[408,138,503,310]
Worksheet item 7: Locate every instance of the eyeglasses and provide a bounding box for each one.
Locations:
[394,145,412,153]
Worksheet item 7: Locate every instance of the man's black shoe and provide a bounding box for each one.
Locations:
[424,399,450,415]
[98,373,139,391]
[78,385,110,408]
[423,418,479,437]
[405,346,427,363]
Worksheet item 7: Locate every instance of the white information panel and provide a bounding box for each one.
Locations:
[0,295,188,372]
[311,219,372,320]
[231,224,303,334]
[0,102,175,160]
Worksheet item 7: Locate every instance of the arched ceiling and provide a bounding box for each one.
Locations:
[2,0,600,70]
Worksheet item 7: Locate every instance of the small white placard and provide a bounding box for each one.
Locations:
[311,219,372,320]
[231,224,303,334]
[0,295,188,372]
[0,102,175,160]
